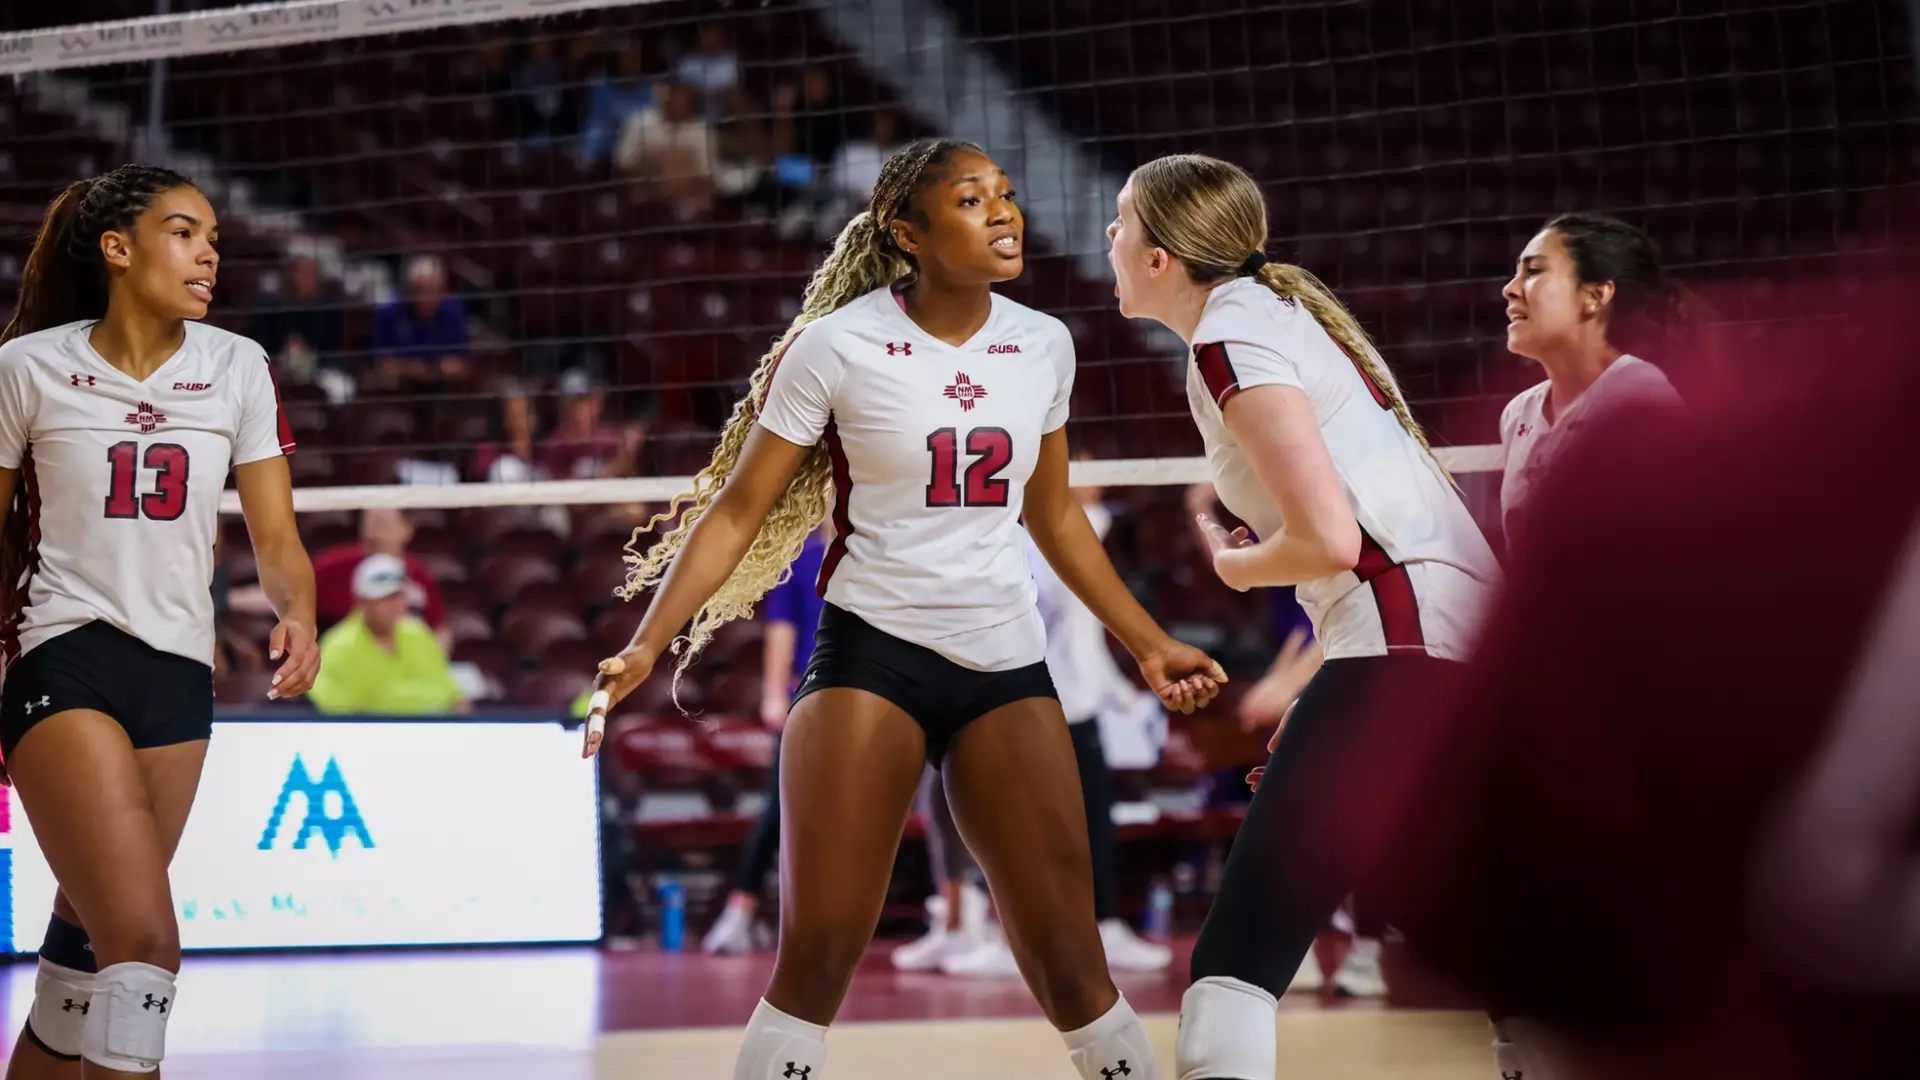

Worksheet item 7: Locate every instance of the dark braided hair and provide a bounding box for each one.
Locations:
[0,166,192,623]
[1542,212,1685,358]
[1,165,196,346]
[617,137,985,685]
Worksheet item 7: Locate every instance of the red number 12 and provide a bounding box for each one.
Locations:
[926,427,1013,508]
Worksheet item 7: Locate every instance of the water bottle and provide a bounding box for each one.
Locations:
[1145,877,1174,940]
[659,880,686,952]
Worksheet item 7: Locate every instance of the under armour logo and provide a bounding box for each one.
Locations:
[70,374,96,387]
[142,994,168,1013]
[886,342,912,356]
[1515,423,1532,437]
[23,695,49,714]
[60,998,87,1013]
[782,1065,810,1078]
[1101,1063,1132,1078]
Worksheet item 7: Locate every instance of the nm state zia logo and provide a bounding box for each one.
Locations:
[943,372,988,412]
[258,754,372,858]
[124,401,167,434]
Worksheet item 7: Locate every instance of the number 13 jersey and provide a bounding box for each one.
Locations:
[0,320,294,668]
[757,287,1076,672]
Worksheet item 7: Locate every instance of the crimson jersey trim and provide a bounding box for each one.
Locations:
[1194,342,1241,408]
[1354,526,1425,652]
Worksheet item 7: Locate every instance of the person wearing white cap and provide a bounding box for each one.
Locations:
[307,554,467,716]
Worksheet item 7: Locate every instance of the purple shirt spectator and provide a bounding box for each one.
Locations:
[763,531,828,684]
[371,294,469,362]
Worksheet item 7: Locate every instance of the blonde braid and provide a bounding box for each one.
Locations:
[618,139,980,681]
[1128,153,1447,477]
[1253,261,1441,465]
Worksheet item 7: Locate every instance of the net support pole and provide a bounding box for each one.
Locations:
[145,0,170,158]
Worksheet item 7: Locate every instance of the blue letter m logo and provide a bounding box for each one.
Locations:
[258,754,373,858]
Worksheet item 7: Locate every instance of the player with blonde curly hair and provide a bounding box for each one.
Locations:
[584,138,1225,1080]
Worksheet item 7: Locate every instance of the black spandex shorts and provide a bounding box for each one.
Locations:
[1,620,214,759]
[791,604,1057,767]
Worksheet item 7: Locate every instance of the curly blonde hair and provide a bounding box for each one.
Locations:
[1128,154,1444,470]
[618,138,984,680]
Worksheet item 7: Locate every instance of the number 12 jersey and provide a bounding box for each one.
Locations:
[757,287,1076,673]
[0,320,294,668]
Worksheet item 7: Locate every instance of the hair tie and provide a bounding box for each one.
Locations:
[1236,252,1268,276]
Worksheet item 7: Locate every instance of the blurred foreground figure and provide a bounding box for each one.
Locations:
[1362,271,1920,1080]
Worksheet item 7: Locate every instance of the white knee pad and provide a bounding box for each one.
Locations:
[80,961,176,1074]
[25,957,96,1059]
[1175,976,1278,1080]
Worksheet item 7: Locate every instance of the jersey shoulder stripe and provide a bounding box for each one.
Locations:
[1194,341,1241,407]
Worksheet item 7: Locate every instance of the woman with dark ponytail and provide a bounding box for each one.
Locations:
[0,166,319,1078]
[584,139,1225,1080]
[1497,213,1685,548]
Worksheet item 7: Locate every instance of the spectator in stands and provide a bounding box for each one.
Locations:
[369,254,471,388]
[510,36,572,146]
[249,247,340,384]
[793,64,847,163]
[578,44,655,166]
[472,383,544,483]
[539,369,646,480]
[309,554,468,716]
[615,79,716,214]
[711,87,776,206]
[673,21,739,110]
[831,106,905,203]
[312,508,450,649]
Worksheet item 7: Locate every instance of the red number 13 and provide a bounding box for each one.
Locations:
[105,441,191,521]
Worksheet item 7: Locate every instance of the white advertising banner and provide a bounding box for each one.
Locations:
[0,719,603,952]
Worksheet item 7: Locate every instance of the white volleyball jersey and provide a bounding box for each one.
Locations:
[757,287,1075,671]
[1499,355,1678,535]
[0,320,294,668]
[1185,278,1498,661]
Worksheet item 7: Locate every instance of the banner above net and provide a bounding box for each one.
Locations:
[0,0,656,76]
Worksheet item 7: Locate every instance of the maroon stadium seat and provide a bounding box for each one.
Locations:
[509,669,594,710]
[499,607,588,658]
[473,553,561,605]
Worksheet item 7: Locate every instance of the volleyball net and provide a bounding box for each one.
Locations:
[1,0,1915,704]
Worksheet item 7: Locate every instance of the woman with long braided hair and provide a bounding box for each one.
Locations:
[1105,154,1499,1080]
[0,167,318,1078]
[584,139,1224,1080]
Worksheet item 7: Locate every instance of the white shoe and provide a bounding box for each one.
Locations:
[700,903,755,956]
[1332,936,1388,998]
[1099,918,1172,972]
[939,936,1023,979]
[892,896,968,971]
[1287,947,1324,993]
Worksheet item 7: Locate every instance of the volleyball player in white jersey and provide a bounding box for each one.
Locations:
[0,166,319,1078]
[584,139,1225,1080]
[1500,213,1683,547]
[1105,154,1499,1080]
[1487,215,1683,1080]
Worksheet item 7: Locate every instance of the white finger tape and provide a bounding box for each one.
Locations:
[587,690,611,737]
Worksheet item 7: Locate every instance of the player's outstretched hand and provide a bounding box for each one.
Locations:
[267,619,319,700]
[582,642,659,759]
[1135,638,1228,715]
[1195,513,1256,592]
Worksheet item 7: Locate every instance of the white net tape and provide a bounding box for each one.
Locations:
[0,1,654,76]
[216,445,1503,514]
